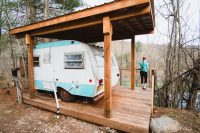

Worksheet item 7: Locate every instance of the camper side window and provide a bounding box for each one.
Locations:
[33,56,40,67]
[95,55,116,66]
[64,53,84,69]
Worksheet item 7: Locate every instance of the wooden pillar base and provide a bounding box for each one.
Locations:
[104,110,112,118]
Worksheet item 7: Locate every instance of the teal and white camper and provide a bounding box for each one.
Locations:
[33,40,120,102]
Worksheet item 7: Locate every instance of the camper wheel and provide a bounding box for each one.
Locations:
[58,87,74,102]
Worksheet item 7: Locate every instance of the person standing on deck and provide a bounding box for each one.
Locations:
[139,57,149,90]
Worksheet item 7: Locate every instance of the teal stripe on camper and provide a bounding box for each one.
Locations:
[56,82,95,97]
[34,40,80,49]
[34,80,95,97]
[35,80,43,89]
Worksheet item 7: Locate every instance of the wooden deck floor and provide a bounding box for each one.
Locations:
[23,86,152,133]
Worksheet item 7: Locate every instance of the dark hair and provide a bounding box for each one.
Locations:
[143,57,146,61]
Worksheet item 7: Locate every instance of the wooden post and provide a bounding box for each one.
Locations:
[151,70,155,113]
[103,16,112,118]
[131,36,135,90]
[26,34,35,99]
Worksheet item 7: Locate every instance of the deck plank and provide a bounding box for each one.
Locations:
[23,86,152,133]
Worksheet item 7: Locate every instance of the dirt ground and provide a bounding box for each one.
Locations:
[1,82,199,133]
[0,87,118,133]
[152,107,200,133]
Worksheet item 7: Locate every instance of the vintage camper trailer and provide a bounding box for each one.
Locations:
[33,40,120,102]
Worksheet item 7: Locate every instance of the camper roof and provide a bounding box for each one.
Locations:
[35,40,80,49]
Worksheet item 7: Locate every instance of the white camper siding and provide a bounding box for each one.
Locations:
[51,44,95,85]
[33,40,120,98]
[85,46,104,96]
[34,41,97,97]
[111,54,120,86]
[89,46,120,96]
[93,53,120,86]
[34,48,54,88]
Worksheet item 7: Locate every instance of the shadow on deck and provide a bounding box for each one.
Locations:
[23,85,152,133]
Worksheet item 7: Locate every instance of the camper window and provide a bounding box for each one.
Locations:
[64,53,84,69]
[33,56,40,67]
[95,55,116,66]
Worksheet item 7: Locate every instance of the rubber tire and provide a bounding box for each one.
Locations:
[58,88,73,102]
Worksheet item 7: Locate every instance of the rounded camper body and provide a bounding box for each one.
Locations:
[33,40,119,98]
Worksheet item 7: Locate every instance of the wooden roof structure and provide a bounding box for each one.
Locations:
[10,0,154,43]
[10,0,155,121]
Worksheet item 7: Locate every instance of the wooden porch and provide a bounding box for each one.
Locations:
[23,85,152,133]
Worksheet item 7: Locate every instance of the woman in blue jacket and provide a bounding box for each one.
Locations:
[139,57,149,89]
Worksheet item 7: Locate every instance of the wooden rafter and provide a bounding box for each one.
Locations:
[118,20,135,33]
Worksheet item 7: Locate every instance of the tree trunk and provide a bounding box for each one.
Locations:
[0,7,2,37]
[186,58,200,110]
[44,0,49,42]
[0,0,2,37]
[28,0,36,24]
[44,0,49,20]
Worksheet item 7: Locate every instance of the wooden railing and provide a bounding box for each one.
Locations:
[119,68,155,88]
[118,68,156,113]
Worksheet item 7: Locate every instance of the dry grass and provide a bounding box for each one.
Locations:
[152,107,200,132]
[0,77,11,89]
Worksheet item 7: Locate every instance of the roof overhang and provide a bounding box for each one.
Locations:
[10,0,155,43]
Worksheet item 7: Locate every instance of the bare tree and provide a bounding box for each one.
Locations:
[156,0,200,111]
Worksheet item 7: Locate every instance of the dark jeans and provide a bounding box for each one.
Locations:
[140,71,148,84]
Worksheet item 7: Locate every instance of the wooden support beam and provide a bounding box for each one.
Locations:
[131,36,135,90]
[31,19,102,36]
[26,34,35,99]
[149,0,155,27]
[151,69,155,113]
[103,16,112,118]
